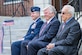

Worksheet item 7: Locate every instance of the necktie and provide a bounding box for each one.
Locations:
[62,23,65,30]
[39,22,47,36]
[58,23,65,33]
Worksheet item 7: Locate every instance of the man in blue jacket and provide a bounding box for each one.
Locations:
[11,6,44,55]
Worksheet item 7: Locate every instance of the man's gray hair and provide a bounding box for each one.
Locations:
[43,5,57,14]
[63,5,75,17]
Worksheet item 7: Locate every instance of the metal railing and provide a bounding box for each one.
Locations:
[58,0,82,20]
[67,0,82,20]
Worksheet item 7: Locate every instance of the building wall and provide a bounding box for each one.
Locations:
[0,0,81,16]
[0,0,33,16]
[51,0,82,12]
[33,0,51,16]
[0,0,4,16]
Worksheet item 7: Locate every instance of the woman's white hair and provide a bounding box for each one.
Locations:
[63,5,75,17]
[43,5,57,14]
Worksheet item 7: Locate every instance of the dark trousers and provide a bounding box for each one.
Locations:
[27,40,49,55]
[21,40,30,55]
[11,40,29,55]
[11,40,22,55]
[37,47,64,55]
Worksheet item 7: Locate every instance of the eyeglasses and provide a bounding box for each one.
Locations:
[61,12,69,15]
[61,12,65,14]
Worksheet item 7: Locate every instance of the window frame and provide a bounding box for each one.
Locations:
[3,0,22,5]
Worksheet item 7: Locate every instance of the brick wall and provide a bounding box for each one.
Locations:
[0,0,33,16]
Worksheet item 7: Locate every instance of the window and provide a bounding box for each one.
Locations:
[5,0,18,2]
[4,0,22,5]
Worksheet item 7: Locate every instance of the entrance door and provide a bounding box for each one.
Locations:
[51,0,68,12]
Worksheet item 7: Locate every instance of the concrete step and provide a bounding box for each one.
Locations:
[0,16,32,55]
[0,47,11,55]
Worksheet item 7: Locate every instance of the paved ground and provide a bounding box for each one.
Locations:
[0,16,82,55]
